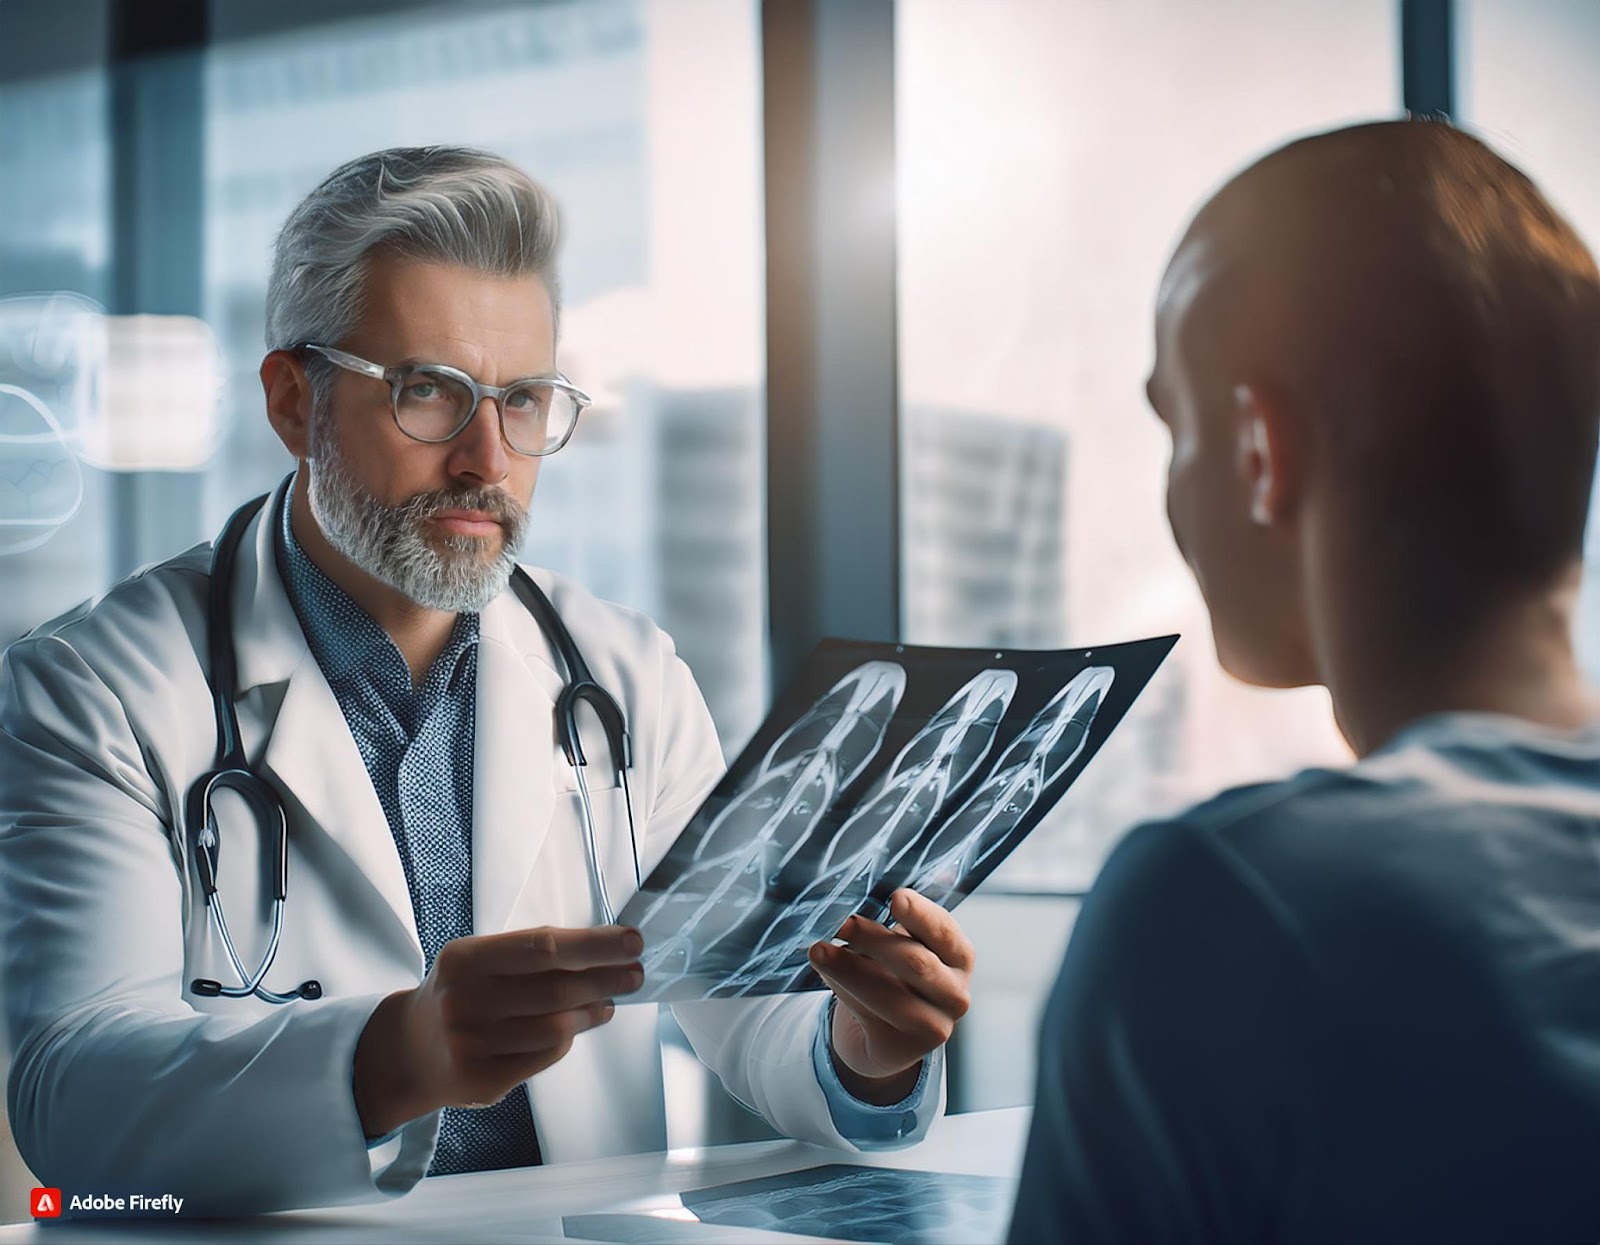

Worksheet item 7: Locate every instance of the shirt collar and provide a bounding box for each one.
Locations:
[275,475,479,691]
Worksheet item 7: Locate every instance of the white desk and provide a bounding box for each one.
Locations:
[0,1107,1029,1245]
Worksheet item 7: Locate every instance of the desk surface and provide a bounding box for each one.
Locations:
[0,1107,1029,1245]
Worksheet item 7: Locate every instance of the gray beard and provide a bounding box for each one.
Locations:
[305,419,529,614]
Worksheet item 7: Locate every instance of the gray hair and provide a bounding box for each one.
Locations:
[264,146,562,367]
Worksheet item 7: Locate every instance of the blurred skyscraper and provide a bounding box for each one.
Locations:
[521,381,766,758]
[653,388,766,755]
[902,405,1067,650]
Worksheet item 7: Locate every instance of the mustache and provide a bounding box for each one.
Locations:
[401,486,527,531]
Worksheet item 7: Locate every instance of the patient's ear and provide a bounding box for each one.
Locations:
[261,350,314,460]
[1232,383,1299,527]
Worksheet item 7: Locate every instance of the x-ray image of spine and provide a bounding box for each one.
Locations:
[717,669,1019,996]
[635,661,907,992]
[905,665,1115,908]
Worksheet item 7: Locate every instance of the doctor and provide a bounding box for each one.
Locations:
[0,146,974,1214]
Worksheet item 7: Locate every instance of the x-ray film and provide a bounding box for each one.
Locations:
[618,635,1177,1002]
[563,1164,1016,1245]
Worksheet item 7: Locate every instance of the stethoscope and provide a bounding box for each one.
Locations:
[187,486,640,1004]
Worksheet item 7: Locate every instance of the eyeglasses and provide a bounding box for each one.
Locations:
[296,342,591,457]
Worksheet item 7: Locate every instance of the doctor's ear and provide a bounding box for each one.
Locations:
[1232,382,1300,528]
[261,350,316,460]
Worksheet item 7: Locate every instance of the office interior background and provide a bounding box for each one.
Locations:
[1,0,1598,1215]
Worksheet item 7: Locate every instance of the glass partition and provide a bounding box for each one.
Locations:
[1459,0,1600,680]
[896,0,1401,893]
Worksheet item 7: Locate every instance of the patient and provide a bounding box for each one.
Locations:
[1009,120,1600,1244]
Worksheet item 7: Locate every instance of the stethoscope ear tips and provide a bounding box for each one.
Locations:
[298,981,323,1000]
[191,979,223,997]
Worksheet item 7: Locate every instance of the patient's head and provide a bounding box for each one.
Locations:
[1148,119,1600,692]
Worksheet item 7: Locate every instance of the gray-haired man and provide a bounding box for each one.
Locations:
[0,147,975,1213]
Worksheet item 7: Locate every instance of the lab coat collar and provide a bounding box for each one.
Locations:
[231,474,307,696]
[229,474,421,963]
[473,584,561,936]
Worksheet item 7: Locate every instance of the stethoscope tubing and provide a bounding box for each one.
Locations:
[191,482,636,1004]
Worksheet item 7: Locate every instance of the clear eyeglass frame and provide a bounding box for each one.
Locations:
[294,341,592,457]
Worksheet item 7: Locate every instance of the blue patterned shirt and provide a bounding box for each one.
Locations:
[276,484,550,1174]
[275,488,479,973]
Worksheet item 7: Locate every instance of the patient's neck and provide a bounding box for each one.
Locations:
[1322,580,1599,757]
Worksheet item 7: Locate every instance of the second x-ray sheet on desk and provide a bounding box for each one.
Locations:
[563,1163,1016,1244]
[618,634,1177,1002]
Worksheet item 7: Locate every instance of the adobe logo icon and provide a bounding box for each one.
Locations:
[29,1188,62,1218]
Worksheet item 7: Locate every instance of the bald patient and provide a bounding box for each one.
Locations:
[1009,121,1600,1243]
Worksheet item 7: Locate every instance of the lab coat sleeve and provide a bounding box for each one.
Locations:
[642,631,947,1150]
[0,634,433,1215]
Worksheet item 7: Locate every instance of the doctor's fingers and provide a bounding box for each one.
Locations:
[463,924,646,976]
[434,963,639,1037]
[882,890,977,974]
[826,916,972,1018]
[499,962,645,1018]
[448,1001,617,1065]
[811,950,957,1054]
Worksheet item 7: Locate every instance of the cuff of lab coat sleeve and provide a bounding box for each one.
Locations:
[812,997,942,1150]
[333,994,438,1194]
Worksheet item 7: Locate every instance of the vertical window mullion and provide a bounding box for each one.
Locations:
[763,0,901,697]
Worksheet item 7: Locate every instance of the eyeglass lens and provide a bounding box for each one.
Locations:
[394,368,578,455]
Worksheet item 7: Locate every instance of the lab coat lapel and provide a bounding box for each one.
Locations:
[260,660,423,963]
[232,476,423,965]
[473,588,559,936]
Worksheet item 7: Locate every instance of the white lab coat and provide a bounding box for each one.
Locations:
[0,478,917,1214]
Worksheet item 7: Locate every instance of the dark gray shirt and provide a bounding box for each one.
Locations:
[1010,711,1600,1244]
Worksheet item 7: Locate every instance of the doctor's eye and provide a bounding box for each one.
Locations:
[504,385,550,413]
[400,378,449,404]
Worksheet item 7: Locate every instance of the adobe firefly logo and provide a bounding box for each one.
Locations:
[30,1187,62,1218]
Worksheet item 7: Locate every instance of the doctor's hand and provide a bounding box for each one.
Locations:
[809,889,975,1106]
[353,925,644,1139]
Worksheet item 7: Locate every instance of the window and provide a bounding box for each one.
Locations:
[203,0,767,751]
[896,0,1399,893]
[0,0,768,753]
[1458,0,1600,680]
[0,17,113,643]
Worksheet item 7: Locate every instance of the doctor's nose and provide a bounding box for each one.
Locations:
[447,396,511,486]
